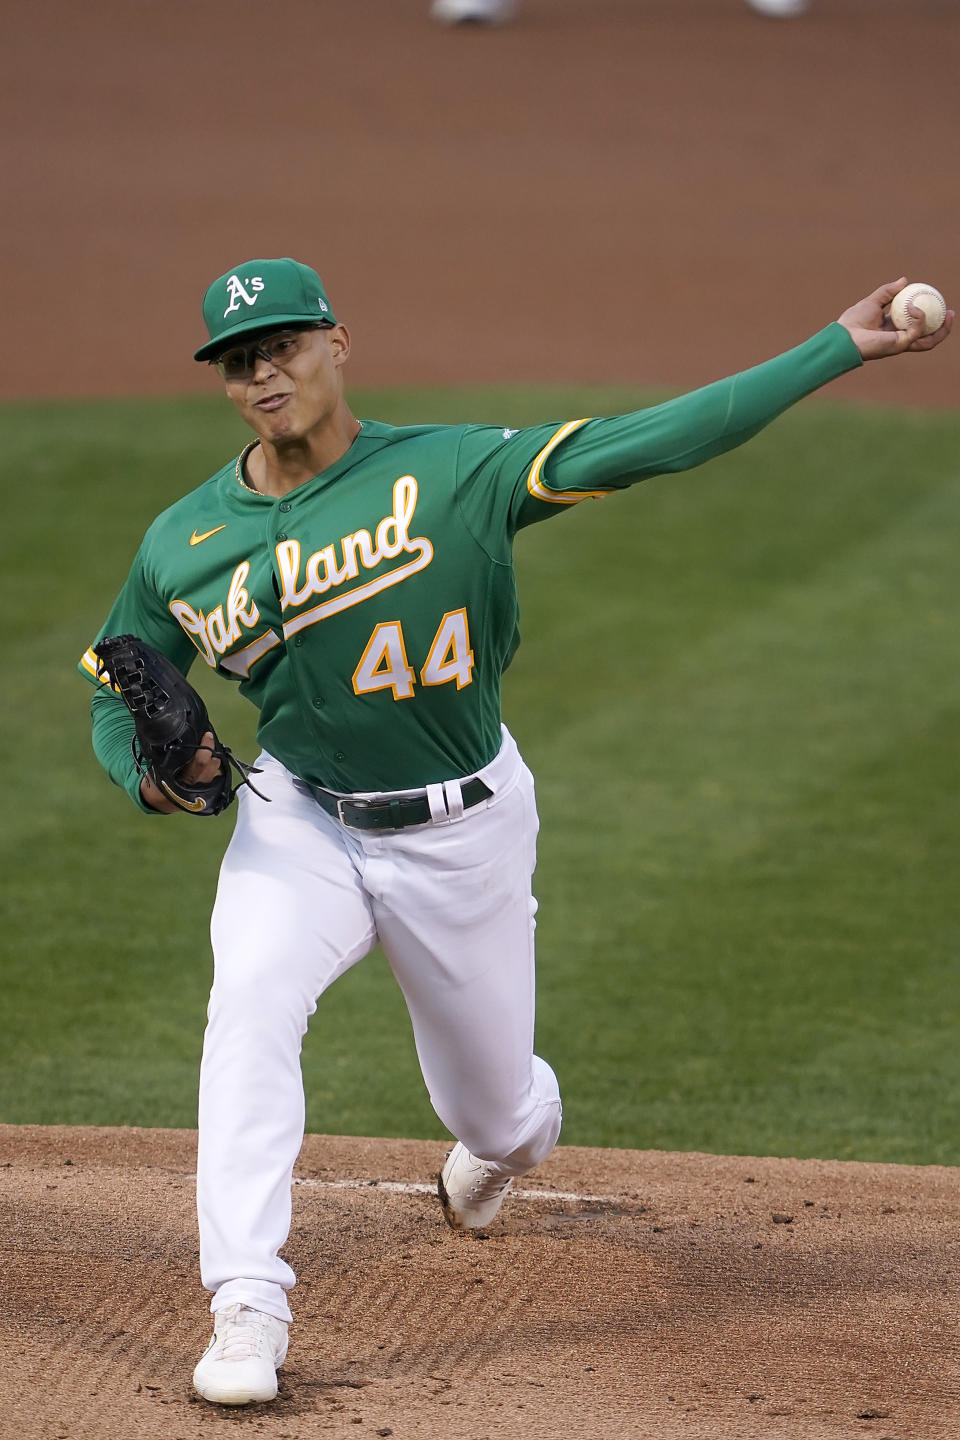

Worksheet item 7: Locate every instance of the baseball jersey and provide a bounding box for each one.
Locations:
[81,323,860,803]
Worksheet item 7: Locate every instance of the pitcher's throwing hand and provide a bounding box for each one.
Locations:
[838,276,953,360]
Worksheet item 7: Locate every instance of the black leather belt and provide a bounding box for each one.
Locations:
[302,777,493,831]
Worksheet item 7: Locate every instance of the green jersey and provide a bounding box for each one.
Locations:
[81,323,860,803]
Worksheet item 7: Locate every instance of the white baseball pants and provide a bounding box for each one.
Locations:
[197,726,562,1323]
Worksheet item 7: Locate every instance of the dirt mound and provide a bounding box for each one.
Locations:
[2,1125,958,1438]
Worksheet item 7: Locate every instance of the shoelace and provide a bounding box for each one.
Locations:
[466,1161,512,1202]
[215,1306,271,1362]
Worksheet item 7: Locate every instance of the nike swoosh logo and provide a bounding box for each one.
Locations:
[160,781,207,812]
[190,526,227,546]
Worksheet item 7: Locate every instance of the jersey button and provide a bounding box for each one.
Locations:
[313,696,324,708]
[294,636,304,648]
[334,751,346,761]
[279,502,291,513]
[277,531,287,542]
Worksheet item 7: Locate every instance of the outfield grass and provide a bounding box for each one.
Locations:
[2,388,959,1163]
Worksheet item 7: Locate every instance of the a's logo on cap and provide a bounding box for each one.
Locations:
[223,274,264,317]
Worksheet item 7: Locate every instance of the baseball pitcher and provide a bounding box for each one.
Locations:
[79,257,951,1405]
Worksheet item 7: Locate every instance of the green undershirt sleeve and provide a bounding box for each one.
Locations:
[90,686,158,814]
[511,322,862,528]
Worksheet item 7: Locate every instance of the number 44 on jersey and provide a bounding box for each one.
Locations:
[352,609,474,701]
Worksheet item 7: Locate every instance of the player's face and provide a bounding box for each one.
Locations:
[220,325,351,445]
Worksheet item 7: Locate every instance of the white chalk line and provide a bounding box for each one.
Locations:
[292,1177,625,1205]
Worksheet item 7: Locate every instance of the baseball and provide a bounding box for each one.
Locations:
[888,282,947,337]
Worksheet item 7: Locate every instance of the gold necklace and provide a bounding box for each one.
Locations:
[235,422,363,495]
[235,441,261,494]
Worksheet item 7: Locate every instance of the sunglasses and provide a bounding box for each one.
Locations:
[213,324,331,381]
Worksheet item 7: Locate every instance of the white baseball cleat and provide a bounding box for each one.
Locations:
[431,0,516,24]
[192,1303,289,1406]
[438,1142,515,1229]
[744,0,808,15]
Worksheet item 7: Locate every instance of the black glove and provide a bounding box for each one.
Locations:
[93,634,266,816]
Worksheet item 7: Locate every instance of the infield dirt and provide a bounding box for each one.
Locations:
[3,0,959,408]
[3,1125,959,1440]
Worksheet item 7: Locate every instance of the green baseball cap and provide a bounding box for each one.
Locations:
[194,257,337,361]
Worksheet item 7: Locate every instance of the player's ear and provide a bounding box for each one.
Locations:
[326,324,351,368]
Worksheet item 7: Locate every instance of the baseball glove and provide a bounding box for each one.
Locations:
[93,633,266,816]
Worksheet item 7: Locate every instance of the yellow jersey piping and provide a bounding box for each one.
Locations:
[526,419,614,505]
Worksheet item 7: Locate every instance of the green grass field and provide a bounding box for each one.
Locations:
[2,388,959,1164]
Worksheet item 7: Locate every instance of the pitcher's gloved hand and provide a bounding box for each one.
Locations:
[93,634,266,815]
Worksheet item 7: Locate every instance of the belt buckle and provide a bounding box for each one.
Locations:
[336,794,376,827]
